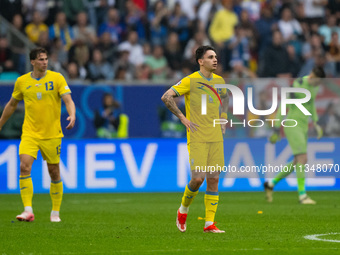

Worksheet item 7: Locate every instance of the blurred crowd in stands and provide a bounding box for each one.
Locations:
[0,0,340,82]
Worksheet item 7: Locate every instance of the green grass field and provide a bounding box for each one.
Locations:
[1,191,340,255]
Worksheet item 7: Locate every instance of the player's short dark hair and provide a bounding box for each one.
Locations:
[195,45,216,64]
[312,66,326,78]
[29,48,48,60]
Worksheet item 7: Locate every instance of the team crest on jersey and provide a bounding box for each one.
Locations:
[36,92,42,100]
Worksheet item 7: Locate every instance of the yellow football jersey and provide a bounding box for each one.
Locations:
[12,70,71,139]
[171,71,226,143]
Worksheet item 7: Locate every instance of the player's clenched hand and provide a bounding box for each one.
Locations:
[180,117,199,132]
[314,123,323,139]
[269,128,280,144]
[66,115,76,129]
[269,132,280,144]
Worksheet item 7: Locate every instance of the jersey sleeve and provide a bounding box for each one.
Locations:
[11,78,23,101]
[311,98,318,123]
[220,87,227,97]
[57,73,71,96]
[311,87,319,123]
[218,78,227,96]
[171,76,190,96]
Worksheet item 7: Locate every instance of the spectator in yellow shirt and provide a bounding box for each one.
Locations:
[209,0,238,47]
[25,11,48,43]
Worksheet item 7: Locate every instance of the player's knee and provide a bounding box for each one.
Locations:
[191,178,204,188]
[206,177,219,190]
[296,155,307,165]
[206,177,219,185]
[302,155,307,164]
[20,162,32,175]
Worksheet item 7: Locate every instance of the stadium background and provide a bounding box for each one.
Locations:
[1,0,340,194]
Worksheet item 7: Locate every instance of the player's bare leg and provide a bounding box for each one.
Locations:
[16,154,35,222]
[265,158,297,203]
[48,163,63,222]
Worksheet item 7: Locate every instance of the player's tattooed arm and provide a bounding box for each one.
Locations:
[220,91,229,116]
[161,89,184,119]
[220,79,229,118]
[219,91,229,134]
[219,81,229,135]
[161,88,199,132]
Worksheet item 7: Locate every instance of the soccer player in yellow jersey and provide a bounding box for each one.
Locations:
[161,46,229,233]
[0,48,76,222]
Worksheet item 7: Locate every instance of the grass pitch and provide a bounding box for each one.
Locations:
[1,191,340,254]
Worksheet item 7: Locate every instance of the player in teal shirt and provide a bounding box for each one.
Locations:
[265,67,325,204]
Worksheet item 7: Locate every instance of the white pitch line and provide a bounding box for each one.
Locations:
[304,233,340,243]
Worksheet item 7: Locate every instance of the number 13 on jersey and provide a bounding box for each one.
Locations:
[45,81,54,91]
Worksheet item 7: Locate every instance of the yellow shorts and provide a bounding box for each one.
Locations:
[188,142,224,171]
[19,136,62,164]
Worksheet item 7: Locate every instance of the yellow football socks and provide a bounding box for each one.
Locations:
[181,184,199,209]
[50,180,63,212]
[204,192,219,223]
[272,161,294,185]
[296,163,306,196]
[19,175,33,210]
